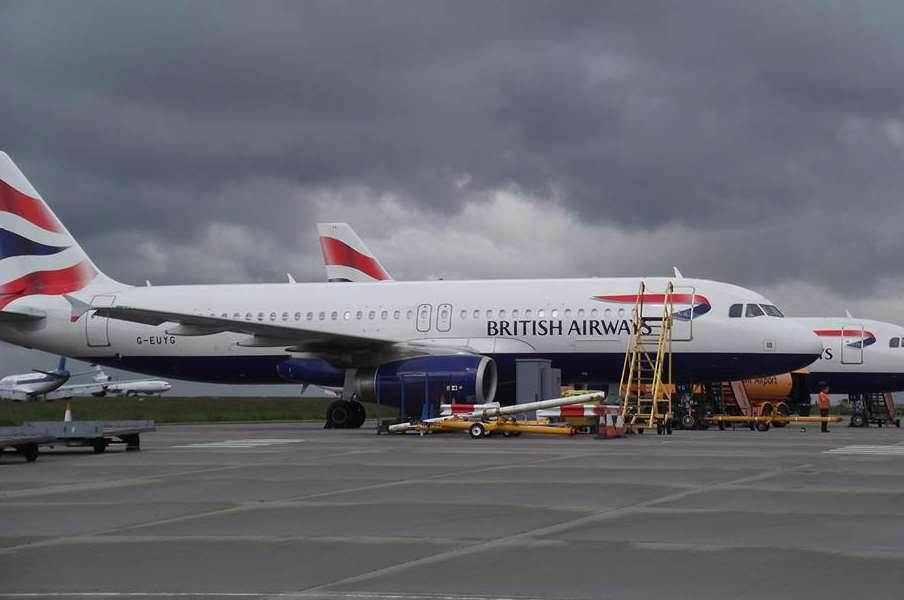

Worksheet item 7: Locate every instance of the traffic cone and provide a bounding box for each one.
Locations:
[63,402,72,422]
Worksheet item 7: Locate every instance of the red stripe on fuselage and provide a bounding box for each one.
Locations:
[593,293,710,306]
[0,179,64,233]
[814,329,876,340]
[0,261,96,310]
[319,236,390,281]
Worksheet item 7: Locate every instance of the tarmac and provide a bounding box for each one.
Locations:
[1,421,904,599]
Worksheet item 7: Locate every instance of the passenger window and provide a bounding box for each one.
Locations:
[460,309,468,319]
[306,312,313,321]
[551,309,559,318]
[891,338,900,348]
[245,312,252,320]
[745,304,764,318]
[281,312,289,321]
[592,308,600,318]
[356,310,363,320]
[473,309,480,319]
[578,308,585,318]
[294,312,301,321]
[269,312,277,321]
[233,313,241,319]
[499,309,506,319]
[406,310,413,319]
[487,309,494,319]
[257,312,265,321]
[318,312,325,320]
[221,313,227,318]
[538,309,545,318]
[728,304,743,318]
[381,310,388,320]
[368,310,376,320]
[330,311,338,320]
[344,311,351,320]
[393,310,400,320]
[512,309,520,318]
[564,308,572,318]
[525,309,533,318]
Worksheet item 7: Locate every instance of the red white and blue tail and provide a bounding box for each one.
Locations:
[317,222,392,282]
[0,152,120,310]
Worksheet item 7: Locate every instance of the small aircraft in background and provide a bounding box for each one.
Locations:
[89,366,172,397]
[0,357,103,401]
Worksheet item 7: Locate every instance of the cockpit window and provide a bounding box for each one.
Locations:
[891,337,900,349]
[761,305,784,318]
[728,304,743,318]
[745,303,765,318]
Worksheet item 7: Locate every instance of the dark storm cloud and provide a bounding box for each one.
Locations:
[0,0,903,306]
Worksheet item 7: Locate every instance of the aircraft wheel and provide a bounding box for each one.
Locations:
[469,422,486,439]
[850,413,867,428]
[348,401,366,429]
[324,400,355,429]
[18,443,39,462]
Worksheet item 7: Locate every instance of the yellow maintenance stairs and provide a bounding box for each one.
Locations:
[619,281,675,435]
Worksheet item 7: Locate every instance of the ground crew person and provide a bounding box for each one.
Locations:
[818,384,831,432]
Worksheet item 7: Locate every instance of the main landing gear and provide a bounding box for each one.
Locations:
[324,399,366,429]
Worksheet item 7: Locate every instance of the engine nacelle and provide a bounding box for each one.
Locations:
[355,355,497,414]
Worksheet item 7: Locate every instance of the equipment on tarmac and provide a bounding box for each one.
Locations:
[618,281,675,435]
[385,392,605,438]
[848,392,901,428]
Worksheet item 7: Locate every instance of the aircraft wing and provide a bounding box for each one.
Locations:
[93,305,395,352]
[45,382,108,400]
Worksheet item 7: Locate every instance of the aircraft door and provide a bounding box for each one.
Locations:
[86,295,116,347]
[436,303,453,332]
[670,285,696,342]
[416,304,433,332]
[841,323,865,365]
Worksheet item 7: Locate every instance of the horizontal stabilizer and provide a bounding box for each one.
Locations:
[0,308,46,322]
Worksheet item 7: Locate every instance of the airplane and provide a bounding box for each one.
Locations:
[0,357,104,401]
[0,152,822,429]
[89,366,172,397]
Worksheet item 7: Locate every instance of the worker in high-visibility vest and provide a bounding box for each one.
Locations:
[817,384,831,432]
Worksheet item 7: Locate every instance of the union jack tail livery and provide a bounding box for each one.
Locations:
[0,152,118,311]
[317,222,392,283]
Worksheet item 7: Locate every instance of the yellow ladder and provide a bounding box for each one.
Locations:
[618,281,675,434]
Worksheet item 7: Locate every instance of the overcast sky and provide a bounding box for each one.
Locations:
[1,1,903,392]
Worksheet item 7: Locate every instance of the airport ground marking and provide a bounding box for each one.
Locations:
[296,461,815,596]
[824,445,904,456]
[171,438,306,449]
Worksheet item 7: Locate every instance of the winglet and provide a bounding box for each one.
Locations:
[673,266,684,279]
[287,273,297,284]
[845,309,853,319]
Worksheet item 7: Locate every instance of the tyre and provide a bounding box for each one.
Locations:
[773,404,789,428]
[755,421,770,432]
[325,400,355,429]
[469,422,486,439]
[896,419,901,428]
[850,413,866,428]
[92,439,108,454]
[666,420,673,435]
[681,414,696,429]
[18,443,39,462]
[348,401,366,429]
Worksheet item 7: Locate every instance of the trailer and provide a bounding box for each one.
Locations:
[17,420,155,454]
[0,429,56,462]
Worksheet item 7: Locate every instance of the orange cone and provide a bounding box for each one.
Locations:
[63,402,72,422]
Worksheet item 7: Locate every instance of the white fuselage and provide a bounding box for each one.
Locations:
[0,276,822,392]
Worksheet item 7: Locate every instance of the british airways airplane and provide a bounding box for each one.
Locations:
[326,225,904,400]
[0,153,822,427]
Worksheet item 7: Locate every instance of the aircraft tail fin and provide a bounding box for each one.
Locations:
[0,152,124,310]
[317,222,393,282]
